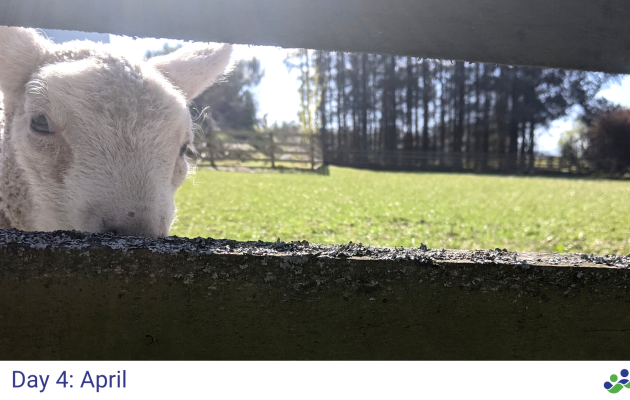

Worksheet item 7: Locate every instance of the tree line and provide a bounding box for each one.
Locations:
[285,50,616,162]
[148,43,627,173]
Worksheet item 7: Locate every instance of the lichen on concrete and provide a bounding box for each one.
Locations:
[1,228,627,268]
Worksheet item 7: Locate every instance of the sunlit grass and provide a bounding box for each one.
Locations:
[171,166,630,255]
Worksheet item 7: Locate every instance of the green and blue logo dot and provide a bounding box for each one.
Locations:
[604,369,630,393]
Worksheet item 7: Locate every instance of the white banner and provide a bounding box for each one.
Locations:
[0,361,626,399]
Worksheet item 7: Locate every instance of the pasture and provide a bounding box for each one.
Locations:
[172,167,630,255]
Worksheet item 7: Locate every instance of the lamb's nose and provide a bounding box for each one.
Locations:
[101,213,163,237]
[104,227,120,235]
[103,223,157,237]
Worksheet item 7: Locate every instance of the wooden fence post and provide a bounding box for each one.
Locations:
[208,129,216,168]
[310,133,315,170]
[269,131,275,169]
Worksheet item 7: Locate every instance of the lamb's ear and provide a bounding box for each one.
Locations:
[148,43,232,101]
[0,26,50,96]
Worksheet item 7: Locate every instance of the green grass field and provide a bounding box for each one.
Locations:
[171,166,630,255]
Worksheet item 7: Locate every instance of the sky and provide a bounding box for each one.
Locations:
[109,34,630,156]
[108,35,302,125]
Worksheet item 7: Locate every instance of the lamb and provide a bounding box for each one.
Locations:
[0,26,232,237]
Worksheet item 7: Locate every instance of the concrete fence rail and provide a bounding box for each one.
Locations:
[1,229,629,360]
[0,0,629,73]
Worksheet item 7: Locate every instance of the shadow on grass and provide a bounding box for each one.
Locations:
[195,160,630,181]
[195,162,330,175]
[334,163,630,182]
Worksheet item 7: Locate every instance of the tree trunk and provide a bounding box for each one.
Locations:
[496,66,509,170]
[482,66,491,168]
[405,57,414,151]
[340,53,348,150]
[361,53,368,151]
[317,51,329,162]
[384,56,397,152]
[474,63,482,153]
[439,62,446,154]
[508,68,520,155]
[453,61,465,154]
[422,58,430,151]
[336,53,342,150]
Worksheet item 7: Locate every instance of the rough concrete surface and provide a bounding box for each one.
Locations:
[1,229,630,360]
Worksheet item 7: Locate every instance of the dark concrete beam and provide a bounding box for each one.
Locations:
[1,229,629,360]
[0,0,629,73]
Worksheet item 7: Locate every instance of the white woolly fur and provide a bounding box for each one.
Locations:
[0,26,232,237]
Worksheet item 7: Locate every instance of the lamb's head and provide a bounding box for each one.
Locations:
[0,26,231,237]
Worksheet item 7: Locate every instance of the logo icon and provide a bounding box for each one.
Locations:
[604,369,630,393]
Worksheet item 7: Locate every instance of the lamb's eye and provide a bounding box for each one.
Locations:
[30,114,51,134]
[179,144,188,157]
